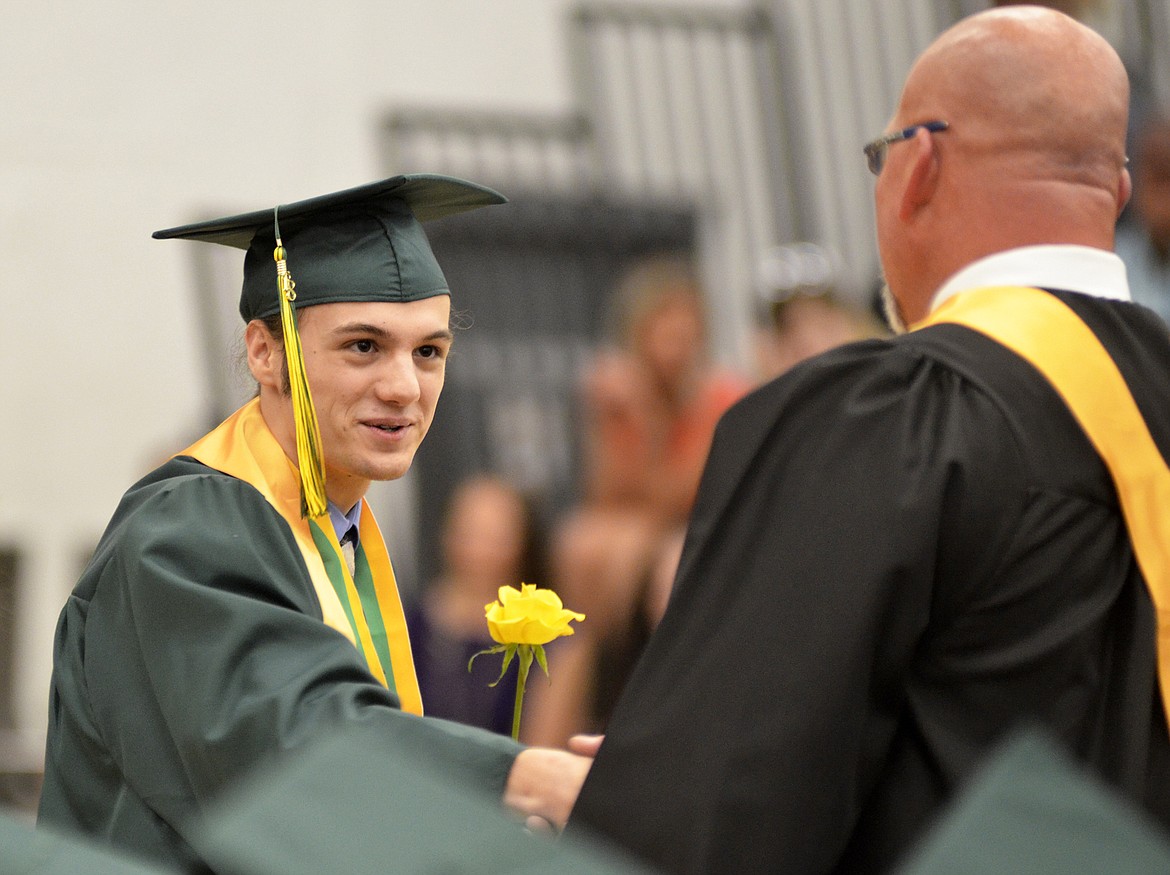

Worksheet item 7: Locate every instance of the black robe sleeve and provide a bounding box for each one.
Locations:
[569,327,1162,874]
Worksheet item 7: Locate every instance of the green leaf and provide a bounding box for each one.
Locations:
[516,645,535,687]
[501,643,518,674]
[486,644,518,687]
[467,644,507,673]
[533,644,549,677]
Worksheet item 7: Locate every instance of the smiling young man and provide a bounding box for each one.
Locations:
[37,175,594,872]
[249,297,454,499]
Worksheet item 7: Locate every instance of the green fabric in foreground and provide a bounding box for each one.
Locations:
[897,728,1170,874]
[0,814,169,875]
[191,721,655,875]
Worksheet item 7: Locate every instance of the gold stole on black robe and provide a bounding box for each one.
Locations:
[916,285,1170,727]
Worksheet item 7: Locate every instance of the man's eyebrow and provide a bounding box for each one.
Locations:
[331,322,454,343]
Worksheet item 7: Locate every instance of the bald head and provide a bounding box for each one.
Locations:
[905,7,1127,185]
[876,5,1131,324]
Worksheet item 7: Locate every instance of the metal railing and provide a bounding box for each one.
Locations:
[382,107,597,195]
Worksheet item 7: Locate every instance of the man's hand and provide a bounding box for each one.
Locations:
[503,735,604,831]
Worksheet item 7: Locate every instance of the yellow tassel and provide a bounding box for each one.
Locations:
[274,238,328,519]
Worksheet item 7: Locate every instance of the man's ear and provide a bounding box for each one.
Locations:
[244,320,283,391]
[899,127,941,221]
[1117,165,1133,218]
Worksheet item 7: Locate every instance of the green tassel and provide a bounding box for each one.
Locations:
[274,222,327,519]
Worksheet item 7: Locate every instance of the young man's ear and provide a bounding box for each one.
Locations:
[899,127,942,221]
[244,320,283,392]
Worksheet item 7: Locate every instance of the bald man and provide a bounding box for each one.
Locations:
[569,7,1170,874]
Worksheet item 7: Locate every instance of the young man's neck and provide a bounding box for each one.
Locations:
[256,390,369,514]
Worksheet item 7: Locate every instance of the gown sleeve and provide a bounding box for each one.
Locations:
[568,336,1058,873]
[79,466,519,842]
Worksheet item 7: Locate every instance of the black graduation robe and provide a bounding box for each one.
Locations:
[38,417,520,872]
[568,289,1170,874]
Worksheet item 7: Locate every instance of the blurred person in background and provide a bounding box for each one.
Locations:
[524,255,751,747]
[1115,114,1170,327]
[406,474,545,736]
[753,242,887,381]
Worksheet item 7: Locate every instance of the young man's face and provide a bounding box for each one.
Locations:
[259,296,453,510]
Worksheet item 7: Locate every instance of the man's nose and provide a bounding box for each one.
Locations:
[374,354,421,404]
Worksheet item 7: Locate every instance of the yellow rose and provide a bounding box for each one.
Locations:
[484,583,585,646]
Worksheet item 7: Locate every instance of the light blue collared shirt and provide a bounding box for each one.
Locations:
[930,244,1132,314]
[327,499,363,546]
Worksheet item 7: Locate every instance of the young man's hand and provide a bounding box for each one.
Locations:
[503,734,604,831]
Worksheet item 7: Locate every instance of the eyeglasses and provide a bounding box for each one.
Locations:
[863,121,949,176]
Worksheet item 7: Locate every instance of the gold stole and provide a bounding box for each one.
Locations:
[916,286,1170,727]
[180,398,423,715]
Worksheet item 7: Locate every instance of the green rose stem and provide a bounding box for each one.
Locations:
[469,643,549,741]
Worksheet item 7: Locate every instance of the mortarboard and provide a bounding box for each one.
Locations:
[152,173,507,518]
[152,173,507,319]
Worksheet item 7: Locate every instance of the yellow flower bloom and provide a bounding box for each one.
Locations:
[484,583,586,646]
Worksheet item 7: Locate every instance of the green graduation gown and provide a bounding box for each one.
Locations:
[569,289,1170,874]
[38,401,520,872]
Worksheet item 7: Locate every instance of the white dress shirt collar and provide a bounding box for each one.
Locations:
[930,245,1131,313]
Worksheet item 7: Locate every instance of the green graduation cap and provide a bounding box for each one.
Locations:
[152,173,507,319]
[152,173,506,518]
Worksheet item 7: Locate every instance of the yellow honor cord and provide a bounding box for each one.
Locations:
[274,238,328,519]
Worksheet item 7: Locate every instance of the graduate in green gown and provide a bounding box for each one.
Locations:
[38,175,595,872]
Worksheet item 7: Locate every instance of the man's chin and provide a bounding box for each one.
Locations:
[327,455,416,499]
[369,459,414,483]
